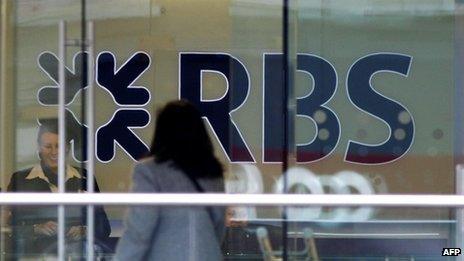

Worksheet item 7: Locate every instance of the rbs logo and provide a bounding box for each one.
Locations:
[180,52,414,165]
[38,51,151,163]
[38,51,414,165]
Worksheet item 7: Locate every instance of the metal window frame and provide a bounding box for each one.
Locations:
[57,17,96,260]
[1,193,464,207]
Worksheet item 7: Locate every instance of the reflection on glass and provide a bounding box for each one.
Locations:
[224,207,456,260]
[0,0,461,260]
[0,203,460,259]
[288,2,456,254]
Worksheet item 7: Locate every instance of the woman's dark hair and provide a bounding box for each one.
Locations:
[149,100,223,179]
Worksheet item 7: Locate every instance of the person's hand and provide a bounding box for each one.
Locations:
[33,221,57,236]
[66,225,86,241]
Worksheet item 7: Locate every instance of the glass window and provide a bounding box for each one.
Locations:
[0,0,463,259]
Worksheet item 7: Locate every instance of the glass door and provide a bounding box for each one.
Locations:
[86,0,288,259]
[1,0,91,259]
[286,0,460,259]
[4,0,462,260]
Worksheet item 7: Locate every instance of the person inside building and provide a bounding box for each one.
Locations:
[7,118,111,256]
[115,100,225,261]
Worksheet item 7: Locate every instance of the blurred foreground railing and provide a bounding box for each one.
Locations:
[0,193,463,207]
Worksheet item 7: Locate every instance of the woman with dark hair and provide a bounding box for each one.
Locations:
[115,100,225,261]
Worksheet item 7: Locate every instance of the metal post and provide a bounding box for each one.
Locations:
[0,1,16,259]
[282,0,289,259]
[86,20,95,261]
[58,20,67,261]
[456,164,464,261]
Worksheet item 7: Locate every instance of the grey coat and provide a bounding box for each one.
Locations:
[115,159,225,261]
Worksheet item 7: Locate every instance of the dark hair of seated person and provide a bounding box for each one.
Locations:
[148,100,223,179]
